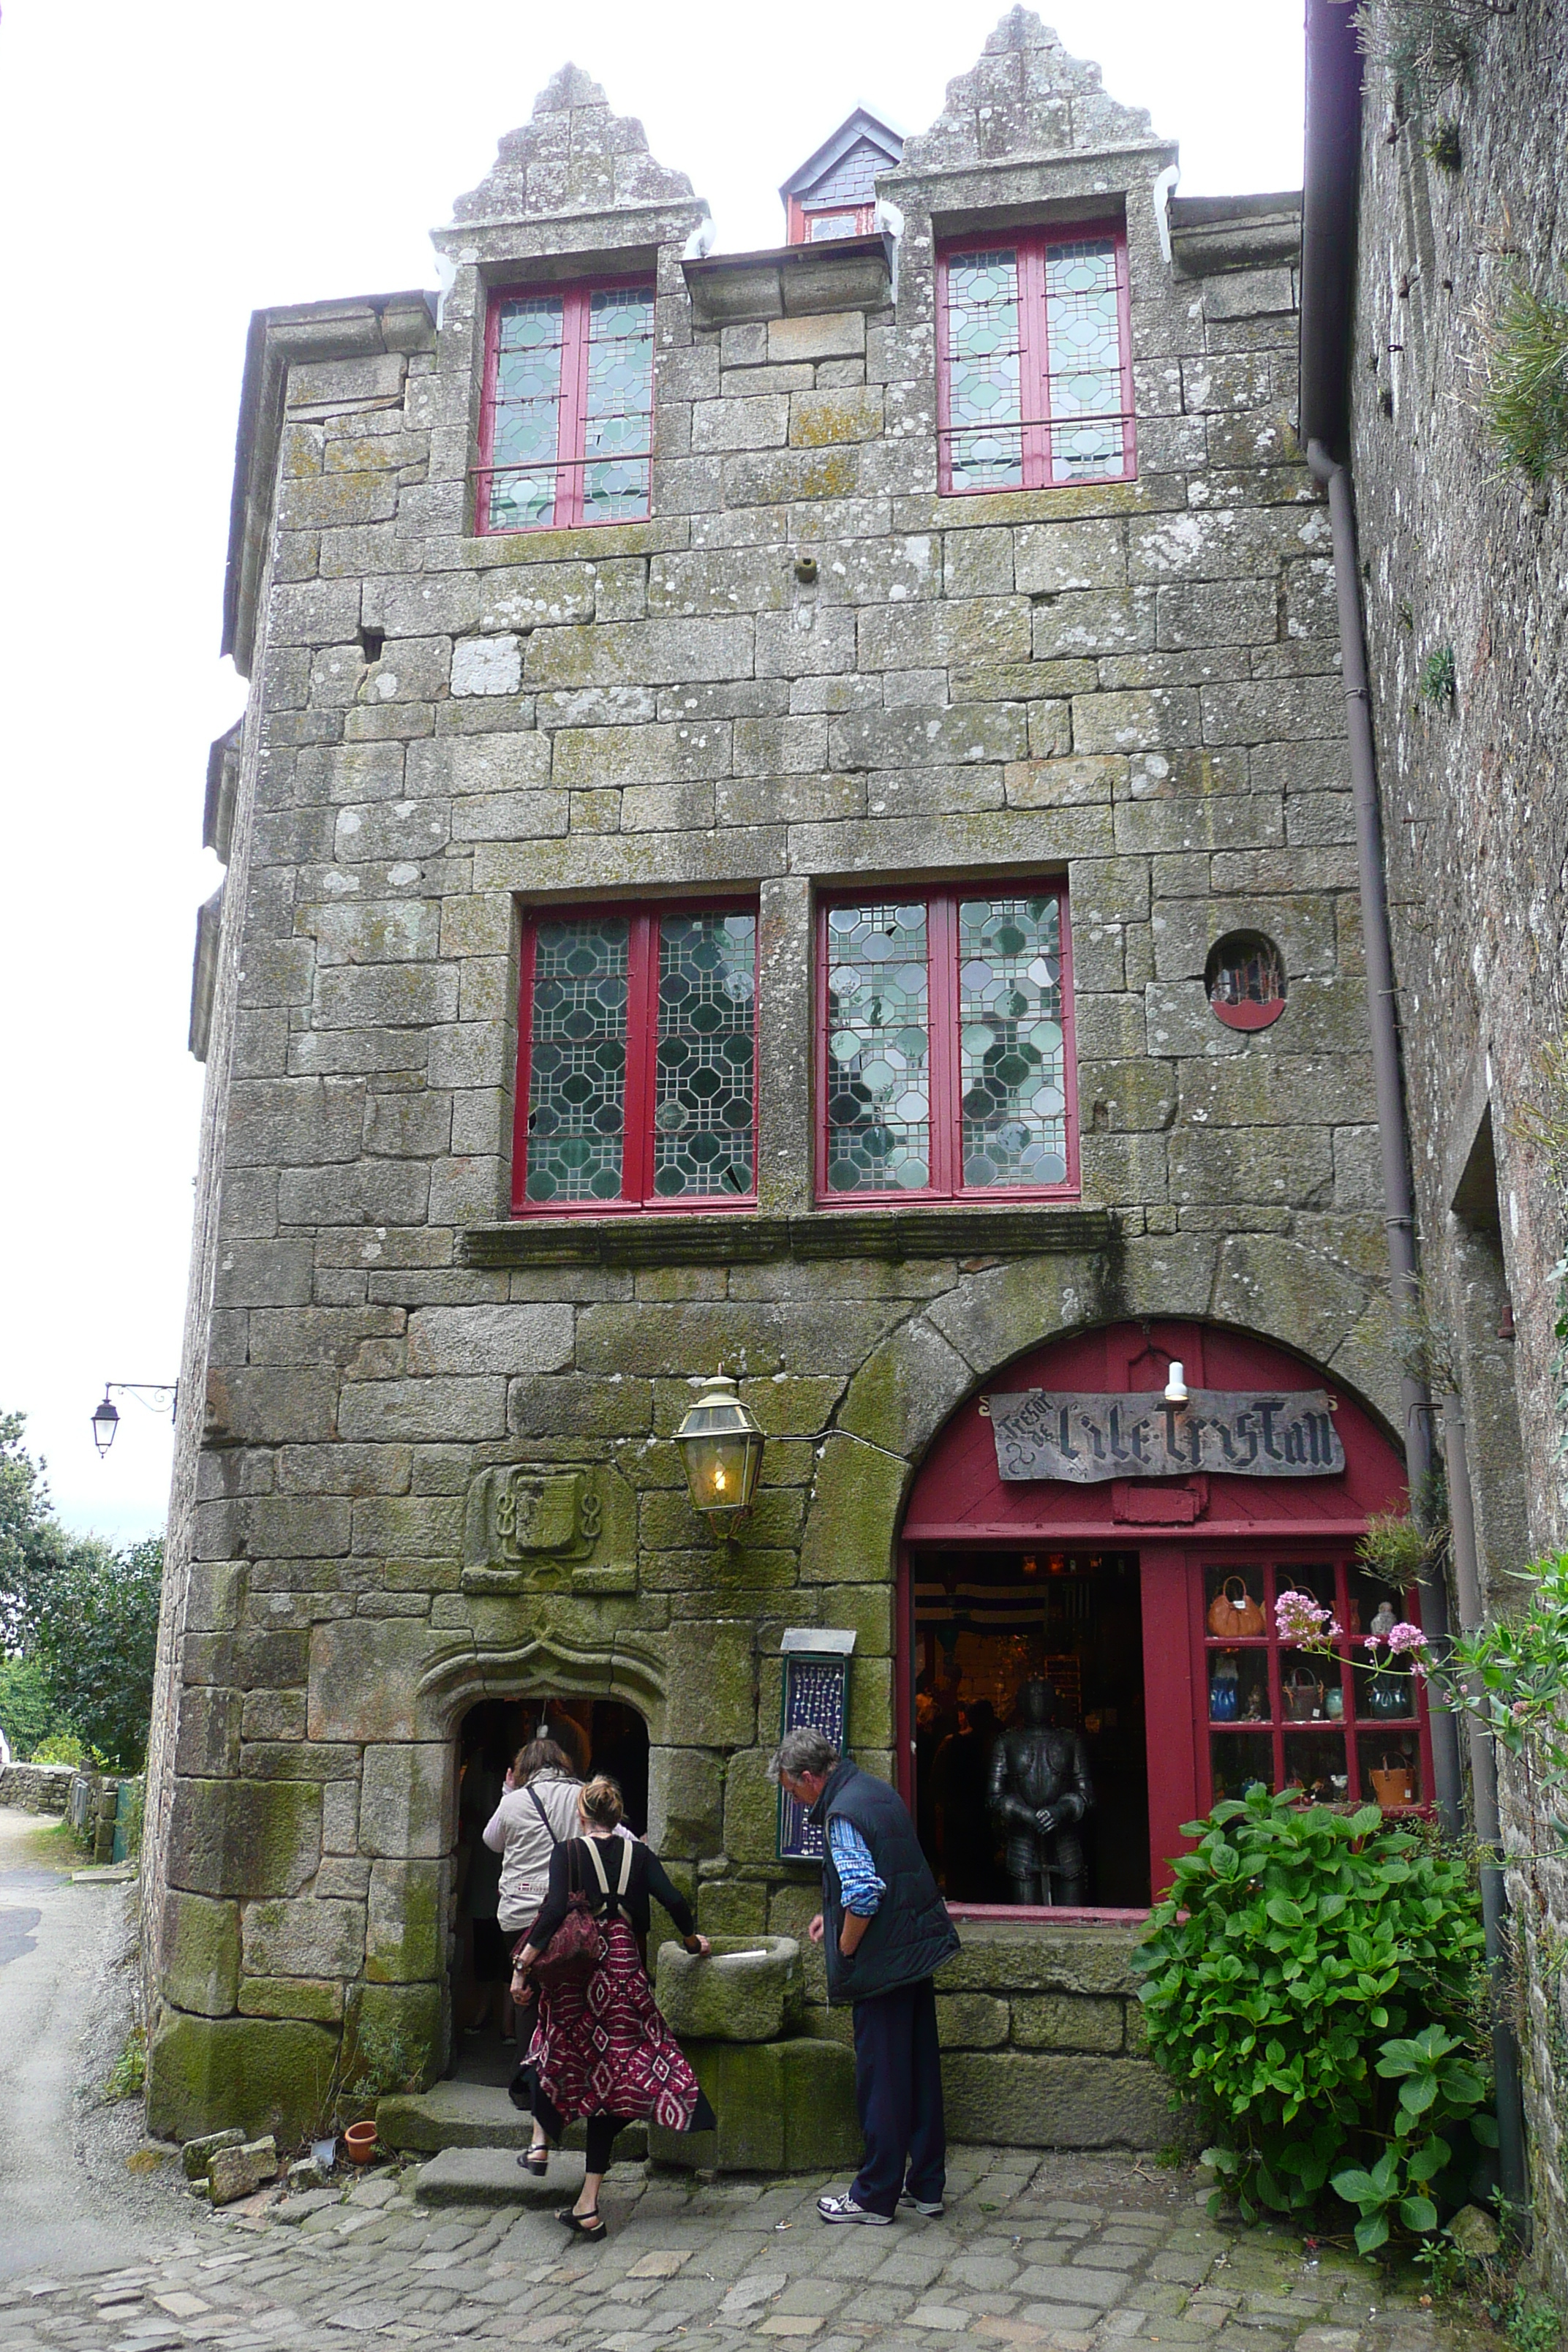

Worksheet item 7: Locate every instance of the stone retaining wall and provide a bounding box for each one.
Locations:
[0,1763,76,1814]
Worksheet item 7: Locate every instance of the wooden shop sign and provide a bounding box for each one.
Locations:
[987,1389,1344,1484]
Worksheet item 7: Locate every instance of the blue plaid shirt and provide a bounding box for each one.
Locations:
[827,1816,886,1918]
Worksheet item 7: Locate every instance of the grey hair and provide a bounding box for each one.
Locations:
[768,1727,840,1784]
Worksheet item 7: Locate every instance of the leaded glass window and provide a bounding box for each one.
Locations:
[480,279,654,534]
[515,905,758,1214]
[824,903,932,1194]
[938,226,1132,494]
[818,886,1077,1202]
[958,896,1068,1188]
[654,912,757,1199]
[523,915,630,1203]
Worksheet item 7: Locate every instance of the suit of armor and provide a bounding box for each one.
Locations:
[987,1678,1094,1907]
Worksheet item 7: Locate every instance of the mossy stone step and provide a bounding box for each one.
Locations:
[377,2079,646,2162]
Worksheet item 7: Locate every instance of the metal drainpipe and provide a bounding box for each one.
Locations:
[1305,437,1464,1840]
[1441,1391,1531,2223]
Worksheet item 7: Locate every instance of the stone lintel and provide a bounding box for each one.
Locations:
[1169,189,1303,276]
[462,1206,1118,1270]
[682,235,894,329]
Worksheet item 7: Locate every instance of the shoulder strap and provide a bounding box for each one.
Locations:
[582,1836,612,1896]
[527,1785,559,1844]
[616,1837,633,1896]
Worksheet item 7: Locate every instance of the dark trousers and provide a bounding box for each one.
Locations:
[850,1975,946,2217]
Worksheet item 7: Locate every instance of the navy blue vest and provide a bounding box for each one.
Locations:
[810,1760,960,2002]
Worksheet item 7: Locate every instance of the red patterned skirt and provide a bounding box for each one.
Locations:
[526,1916,713,2136]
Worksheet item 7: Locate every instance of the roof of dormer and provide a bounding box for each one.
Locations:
[778,107,904,208]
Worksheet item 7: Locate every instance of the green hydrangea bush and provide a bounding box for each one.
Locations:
[1134,1789,1496,2250]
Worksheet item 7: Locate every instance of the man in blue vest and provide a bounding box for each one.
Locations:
[771,1727,961,2224]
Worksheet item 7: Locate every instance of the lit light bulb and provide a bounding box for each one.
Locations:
[714,1466,727,1493]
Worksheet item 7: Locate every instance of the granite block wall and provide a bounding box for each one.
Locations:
[1349,0,1568,2283]
[143,10,1399,2144]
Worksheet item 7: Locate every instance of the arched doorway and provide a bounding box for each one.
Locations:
[450,1694,649,2075]
[898,1319,1425,1910]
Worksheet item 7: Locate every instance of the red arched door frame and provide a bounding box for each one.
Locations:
[897,1319,1426,1911]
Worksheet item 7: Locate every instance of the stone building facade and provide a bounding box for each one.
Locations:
[1324,0,1568,2282]
[145,8,1420,2148]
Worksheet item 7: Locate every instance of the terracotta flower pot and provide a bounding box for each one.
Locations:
[344,2120,379,2165]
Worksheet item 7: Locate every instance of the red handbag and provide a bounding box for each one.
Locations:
[532,1837,630,1991]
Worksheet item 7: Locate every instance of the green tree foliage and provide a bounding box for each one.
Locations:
[0,1411,165,1772]
[1134,1790,1495,2246]
[0,1655,60,1759]
[16,1532,165,1772]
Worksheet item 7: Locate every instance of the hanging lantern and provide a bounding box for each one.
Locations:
[91,1393,121,1455]
[673,1370,765,1537]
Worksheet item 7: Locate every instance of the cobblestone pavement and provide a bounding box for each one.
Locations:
[0,2149,1479,2352]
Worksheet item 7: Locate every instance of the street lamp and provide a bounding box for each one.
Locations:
[673,1370,766,1538]
[90,1382,178,1458]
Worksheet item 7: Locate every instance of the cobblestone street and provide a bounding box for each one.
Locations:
[0,2150,1474,2352]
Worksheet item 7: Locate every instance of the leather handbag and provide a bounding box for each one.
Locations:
[532,1836,632,1991]
[1281,1667,1324,1722]
[1207,1576,1266,1638]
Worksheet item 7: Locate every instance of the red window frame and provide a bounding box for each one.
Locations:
[511,898,760,1218]
[1194,1554,1436,1815]
[814,881,1079,1207]
[935,222,1136,497]
[476,273,654,536]
[785,199,877,244]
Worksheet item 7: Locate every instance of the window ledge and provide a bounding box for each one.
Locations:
[463,1204,1116,1270]
[682,233,894,329]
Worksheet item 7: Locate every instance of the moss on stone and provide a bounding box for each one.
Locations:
[237,1977,344,2022]
[160,1892,241,2019]
[935,1991,1010,2049]
[1011,1993,1126,2052]
[166,1777,322,1902]
[721,1747,780,1866]
[696,1880,769,1937]
[366,1860,443,1982]
[146,2009,338,2144]
[649,2035,859,2171]
[799,1436,906,1585]
[941,2051,1166,2148]
[345,1980,443,2094]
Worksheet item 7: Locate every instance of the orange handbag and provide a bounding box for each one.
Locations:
[1207,1576,1266,1638]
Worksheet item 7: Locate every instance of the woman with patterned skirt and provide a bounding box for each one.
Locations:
[510,1776,715,2239]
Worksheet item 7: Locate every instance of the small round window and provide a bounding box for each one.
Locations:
[1206,931,1286,1030]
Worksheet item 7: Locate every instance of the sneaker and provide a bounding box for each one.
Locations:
[816,2192,892,2225]
[899,2191,945,2217]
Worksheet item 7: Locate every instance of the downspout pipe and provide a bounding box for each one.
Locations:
[1306,435,1463,1843]
[1441,1393,1530,2221]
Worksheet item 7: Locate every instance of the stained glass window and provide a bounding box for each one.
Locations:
[523,915,630,1203]
[958,896,1068,1189]
[516,905,758,1214]
[654,912,757,1199]
[825,903,932,1194]
[939,227,1131,494]
[480,279,654,534]
[819,886,1076,1202]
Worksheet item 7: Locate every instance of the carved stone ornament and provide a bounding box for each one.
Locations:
[461,1465,631,1594]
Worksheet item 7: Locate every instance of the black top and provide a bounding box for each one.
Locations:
[527,1835,698,1950]
[811,1760,960,2004]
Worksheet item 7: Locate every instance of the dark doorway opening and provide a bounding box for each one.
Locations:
[450,1695,650,2078]
[910,1548,1149,1909]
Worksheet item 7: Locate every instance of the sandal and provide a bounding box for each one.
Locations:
[519,2145,549,2176]
[557,2206,606,2240]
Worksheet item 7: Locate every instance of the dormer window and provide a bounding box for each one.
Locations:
[937,225,1135,494]
[780,106,902,246]
[477,276,654,534]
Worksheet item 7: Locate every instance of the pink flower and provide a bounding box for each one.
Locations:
[1275,1591,1341,1644]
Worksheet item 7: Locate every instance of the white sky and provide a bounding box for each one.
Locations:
[0,0,1304,1546]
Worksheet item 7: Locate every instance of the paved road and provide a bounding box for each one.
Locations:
[0,1807,138,2285]
[0,1806,1475,2352]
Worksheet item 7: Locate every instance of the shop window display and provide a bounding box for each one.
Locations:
[911,1550,1147,1907]
[1202,1558,1429,1812]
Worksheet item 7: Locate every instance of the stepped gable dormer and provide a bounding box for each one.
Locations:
[780,107,904,244]
[449,61,698,227]
[894,5,1156,171]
